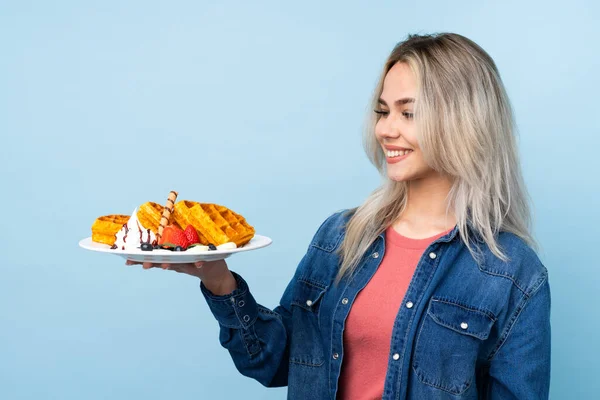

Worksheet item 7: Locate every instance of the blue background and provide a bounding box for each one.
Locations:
[1,1,598,399]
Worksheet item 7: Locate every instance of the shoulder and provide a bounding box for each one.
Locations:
[286,209,354,289]
[477,231,548,297]
[308,208,355,253]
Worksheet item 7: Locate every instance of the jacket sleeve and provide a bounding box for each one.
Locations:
[487,275,551,399]
[200,267,299,387]
[199,210,345,387]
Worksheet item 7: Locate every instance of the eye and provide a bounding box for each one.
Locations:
[374,109,389,117]
[402,111,414,119]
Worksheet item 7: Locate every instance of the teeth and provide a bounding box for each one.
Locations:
[386,149,412,157]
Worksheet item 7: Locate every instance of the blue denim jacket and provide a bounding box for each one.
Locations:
[201,210,551,399]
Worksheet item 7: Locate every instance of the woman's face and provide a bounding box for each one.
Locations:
[375,62,435,182]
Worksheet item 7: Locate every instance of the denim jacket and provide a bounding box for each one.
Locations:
[201,210,551,399]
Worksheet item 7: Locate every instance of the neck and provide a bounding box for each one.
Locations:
[393,173,457,238]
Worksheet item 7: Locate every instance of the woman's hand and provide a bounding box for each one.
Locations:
[125,258,237,295]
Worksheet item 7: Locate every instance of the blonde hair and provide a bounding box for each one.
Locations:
[336,33,536,282]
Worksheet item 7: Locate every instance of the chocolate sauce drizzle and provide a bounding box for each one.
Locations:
[122,223,129,243]
[110,220,157,250]
[147,229,154,245]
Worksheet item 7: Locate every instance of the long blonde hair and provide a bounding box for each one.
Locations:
[337,33,536,282]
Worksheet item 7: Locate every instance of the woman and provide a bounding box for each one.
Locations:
[129,33,551,399]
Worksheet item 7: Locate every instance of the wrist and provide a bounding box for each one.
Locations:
[203,271,237,296]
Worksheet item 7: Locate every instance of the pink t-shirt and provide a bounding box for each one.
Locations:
[337,226,452,399]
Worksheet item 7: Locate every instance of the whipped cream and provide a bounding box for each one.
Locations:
[113,207,156,250]
[217,242,237,250]
[185,245,210,253]
[185,242,237,253]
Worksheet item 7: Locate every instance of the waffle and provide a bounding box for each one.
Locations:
[91,214,130,246]
[172,200,255,247]
[136,201,181,234]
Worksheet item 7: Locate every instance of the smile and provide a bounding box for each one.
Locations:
[386,149,412,164]
[386,149,412,158]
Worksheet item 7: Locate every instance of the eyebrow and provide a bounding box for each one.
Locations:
[378,97,415,106]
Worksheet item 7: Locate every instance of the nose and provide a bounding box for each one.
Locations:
[375,117,402,140]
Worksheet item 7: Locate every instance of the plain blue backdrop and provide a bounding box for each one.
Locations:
[1,1,598,399]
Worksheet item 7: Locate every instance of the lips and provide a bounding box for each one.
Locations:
[385,148,413,164]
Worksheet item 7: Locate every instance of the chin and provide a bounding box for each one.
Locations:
[387,169,427,182]
[387,174,411,182]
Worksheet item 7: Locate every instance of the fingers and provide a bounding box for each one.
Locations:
[125,260,167,269]
[126,260,158,268]
[125,260,203,272]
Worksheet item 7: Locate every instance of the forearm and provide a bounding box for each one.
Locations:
[201,272,291,387]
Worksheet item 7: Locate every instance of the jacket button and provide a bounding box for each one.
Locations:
[333,353,339,360]
[238,300,245,307]
[429,252,437,259]
[392,353,400,360]
[460,322,468,330]
[341,298,349,305]
[406,301,414,309]
[372,252,379,258]
[243,315,250,322]
[306,300,313,307]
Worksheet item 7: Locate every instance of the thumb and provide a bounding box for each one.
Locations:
[194,261,204,269]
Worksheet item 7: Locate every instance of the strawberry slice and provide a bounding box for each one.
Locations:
[159,225,189,249]
[184,225,201,245]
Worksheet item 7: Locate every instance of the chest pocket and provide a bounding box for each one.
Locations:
[412,298,496,396]
[289,278,328,367]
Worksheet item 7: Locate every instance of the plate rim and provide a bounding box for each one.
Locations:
[78,234,272,257]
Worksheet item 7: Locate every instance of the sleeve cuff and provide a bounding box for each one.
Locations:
[200,271,259,330]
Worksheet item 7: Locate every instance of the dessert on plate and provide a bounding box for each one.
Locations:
[90,191,255,253]
[172,200,255,248]
[91,214,130,246]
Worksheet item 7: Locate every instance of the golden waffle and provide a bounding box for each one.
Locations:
[91,214,130,246]
[172,200,255,247]
[136,201,181,234]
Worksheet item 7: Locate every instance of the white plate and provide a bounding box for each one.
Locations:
[78,234,272,263]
